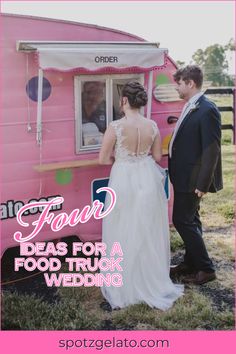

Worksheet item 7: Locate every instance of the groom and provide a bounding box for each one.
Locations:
[168,65,223,285]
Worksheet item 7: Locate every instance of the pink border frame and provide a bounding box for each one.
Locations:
[0,1,235,353]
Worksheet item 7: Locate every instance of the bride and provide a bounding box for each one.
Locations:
[99,81,184,310]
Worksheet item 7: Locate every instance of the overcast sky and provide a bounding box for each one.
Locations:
[1,1,235,73]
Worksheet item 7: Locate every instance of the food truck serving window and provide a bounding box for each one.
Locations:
[75,74,144,153]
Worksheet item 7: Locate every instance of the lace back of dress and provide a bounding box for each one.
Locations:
[111,119,158,162]
[136,127,141,156]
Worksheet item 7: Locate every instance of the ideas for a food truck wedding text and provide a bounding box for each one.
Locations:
[13,187,123,287]
[15,241,123,287]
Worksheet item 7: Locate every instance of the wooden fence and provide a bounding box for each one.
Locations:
[205,87,235,144]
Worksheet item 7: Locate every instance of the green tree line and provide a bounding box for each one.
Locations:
[177,39,235,87]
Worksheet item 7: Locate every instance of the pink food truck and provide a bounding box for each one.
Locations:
[1,13,184,256]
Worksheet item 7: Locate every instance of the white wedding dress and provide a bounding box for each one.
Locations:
[101,118,184,310]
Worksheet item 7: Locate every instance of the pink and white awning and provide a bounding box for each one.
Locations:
[17,41,168,72]
[17,41,168,144]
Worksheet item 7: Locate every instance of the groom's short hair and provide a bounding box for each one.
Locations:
[173,65,203,89]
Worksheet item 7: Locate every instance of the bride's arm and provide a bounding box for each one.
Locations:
[99,125,116,165]
[151,129,162,162]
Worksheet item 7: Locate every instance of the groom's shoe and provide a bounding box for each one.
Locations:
[170,262,194,276]
[183,271,216,285]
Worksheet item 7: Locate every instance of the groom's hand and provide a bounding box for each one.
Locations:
[195,189,206,198]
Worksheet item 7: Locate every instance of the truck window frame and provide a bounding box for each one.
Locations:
[74,74,144,154]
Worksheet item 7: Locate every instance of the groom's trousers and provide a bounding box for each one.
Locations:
[172,191,215,273]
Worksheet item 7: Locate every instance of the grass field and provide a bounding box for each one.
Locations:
[1,94,235,330]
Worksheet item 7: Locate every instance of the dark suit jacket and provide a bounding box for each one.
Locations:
[168,95,223,193]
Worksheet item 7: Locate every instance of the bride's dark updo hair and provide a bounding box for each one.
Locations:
[121,81,148,109]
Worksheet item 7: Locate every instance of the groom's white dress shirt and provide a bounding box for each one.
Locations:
[168,92,203,158]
